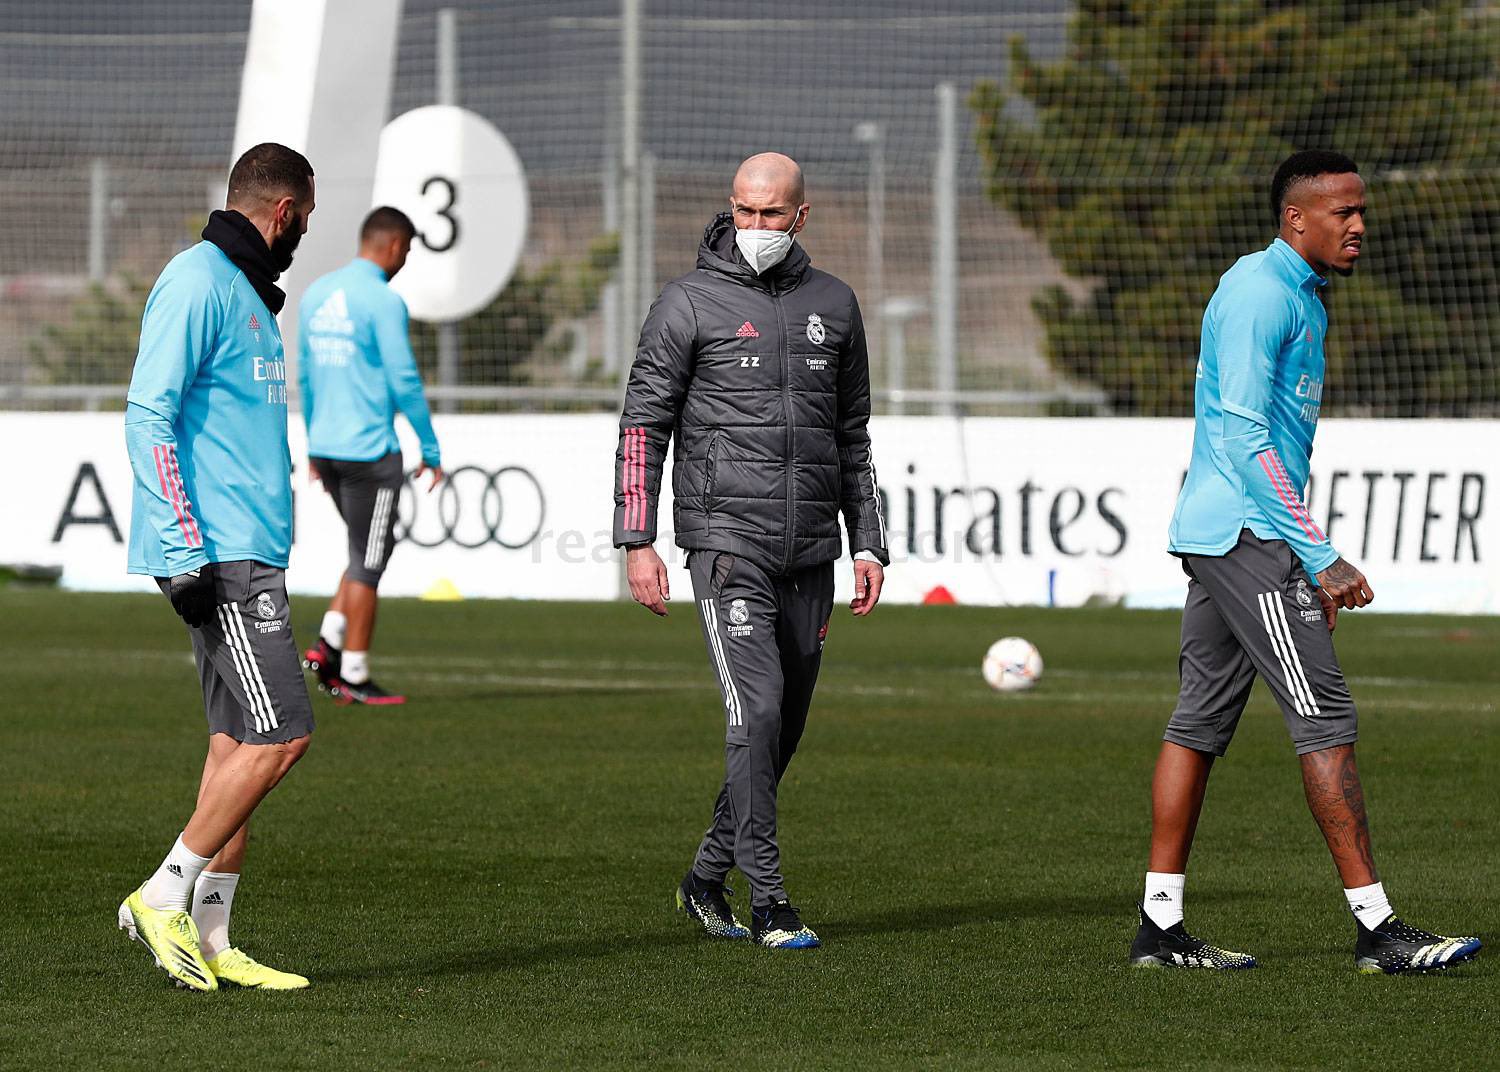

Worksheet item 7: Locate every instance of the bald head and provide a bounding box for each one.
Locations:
[734,152,804,204]
[730,152,809,235]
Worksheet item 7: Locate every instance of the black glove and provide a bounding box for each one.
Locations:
[168,564,216,628]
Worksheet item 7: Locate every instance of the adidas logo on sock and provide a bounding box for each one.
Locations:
[167,864,183,878]
[1149,891,1172,901]
[200,891,224,905]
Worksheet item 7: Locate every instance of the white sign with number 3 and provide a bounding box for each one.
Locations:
[371,105,529,323]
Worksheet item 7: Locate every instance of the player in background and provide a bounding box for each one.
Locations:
[298,207,444,705]
[615,153,889,949]
[1132,151,1480,974]
[119,143,317,991]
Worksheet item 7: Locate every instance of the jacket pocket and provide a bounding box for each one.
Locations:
[703,429,721,526]
[712,552,735,591]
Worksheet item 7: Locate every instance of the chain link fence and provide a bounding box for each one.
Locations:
[3,1,1495,415]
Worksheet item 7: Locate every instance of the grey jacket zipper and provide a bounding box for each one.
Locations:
[773,282,794,572]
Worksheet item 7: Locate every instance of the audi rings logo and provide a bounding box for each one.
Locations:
[395,465,546,550]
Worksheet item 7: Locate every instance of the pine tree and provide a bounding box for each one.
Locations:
[973,0,1498,415]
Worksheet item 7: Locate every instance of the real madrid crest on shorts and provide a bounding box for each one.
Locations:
[1294,578,1322,623]
[255,592,277,620]
[805,313,825,345]
[726,597,754,637]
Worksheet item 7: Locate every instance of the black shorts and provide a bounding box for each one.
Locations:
[311,452,404,587]
[1165,530,1358,757]
[157,561,315,745]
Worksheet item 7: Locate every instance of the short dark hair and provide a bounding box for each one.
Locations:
[1270,150,1358,223]
[227,142,314,207]
[360,205,416,244]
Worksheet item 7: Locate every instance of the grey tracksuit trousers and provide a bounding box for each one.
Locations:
[688,550,835,907]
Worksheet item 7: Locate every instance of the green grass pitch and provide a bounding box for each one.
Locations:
[2,589,1496,1070]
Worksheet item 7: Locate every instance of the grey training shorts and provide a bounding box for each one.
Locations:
[310,452,404,587]
[1165,529,1357,757]
[157,560,315,745]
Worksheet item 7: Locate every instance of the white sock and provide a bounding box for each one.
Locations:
[320,610,347,650]
[1344,881,1393,930]
[342,650,369,684]
[192,871,240,959]
[1143,871,1186,929]
[142,834,214,912]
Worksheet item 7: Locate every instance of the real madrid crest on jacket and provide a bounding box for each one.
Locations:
[613,210,889,573]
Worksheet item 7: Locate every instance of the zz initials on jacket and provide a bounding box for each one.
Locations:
[739,355,760,368]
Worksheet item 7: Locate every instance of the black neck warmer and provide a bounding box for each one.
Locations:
[201,209,286,314]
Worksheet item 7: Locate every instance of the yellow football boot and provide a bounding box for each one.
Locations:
[206,948,310,990]
[117,886,217,992]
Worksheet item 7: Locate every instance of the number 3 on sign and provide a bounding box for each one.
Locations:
[418,176,459,253]
[372,104,529,322]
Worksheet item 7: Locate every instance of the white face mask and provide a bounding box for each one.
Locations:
[734,207,804,275]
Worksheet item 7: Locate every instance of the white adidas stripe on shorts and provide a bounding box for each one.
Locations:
[217,603,279,734]
[365,487,395,570]
[1257,590,1321,719]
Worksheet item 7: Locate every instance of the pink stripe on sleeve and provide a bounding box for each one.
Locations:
[1258,452,1319,543]
[166,447,203,547]
[622,429,641,531]
[630,429,645,531]
[626,431,637,530]
[1268,452,1327,541]
[154,445,192,546]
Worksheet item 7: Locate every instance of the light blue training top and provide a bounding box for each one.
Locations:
[298,257,441,467]
[125,241,293,576]
[1168,237,1340,581]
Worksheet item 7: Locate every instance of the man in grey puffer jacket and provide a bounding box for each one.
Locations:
[613,153,889,950]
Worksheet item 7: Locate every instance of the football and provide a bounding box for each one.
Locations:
[982,636,1043,692]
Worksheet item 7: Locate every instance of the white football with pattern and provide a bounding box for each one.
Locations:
[982,637,1043,693]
